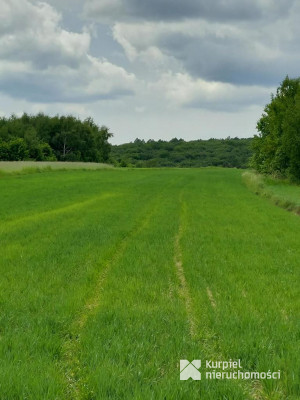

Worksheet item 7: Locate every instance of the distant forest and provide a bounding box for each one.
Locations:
[0,113,253,168]
[111,137,253,168]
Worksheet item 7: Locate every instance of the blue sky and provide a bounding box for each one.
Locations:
[0,0,299,143]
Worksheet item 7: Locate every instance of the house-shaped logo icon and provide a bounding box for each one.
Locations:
[180,360,201,380]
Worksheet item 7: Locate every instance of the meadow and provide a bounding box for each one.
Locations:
[0,168,299,399]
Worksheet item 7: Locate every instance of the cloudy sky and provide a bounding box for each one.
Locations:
[0,0,299,144]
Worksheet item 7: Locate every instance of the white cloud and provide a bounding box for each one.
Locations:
[151,72,273,111]
[0,0,136,102]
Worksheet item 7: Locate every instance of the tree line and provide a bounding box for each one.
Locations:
[111,137,253,168]
[0,112,253,168]
[251,76,300,181]
[0,113,112,162]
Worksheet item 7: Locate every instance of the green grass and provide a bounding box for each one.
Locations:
[0,168,299,399]
[243,171,300,214]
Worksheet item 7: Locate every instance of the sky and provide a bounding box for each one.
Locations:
[0,0,299,144]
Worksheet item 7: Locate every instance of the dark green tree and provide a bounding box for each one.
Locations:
[8,138,29,161]
[251,76,300,180]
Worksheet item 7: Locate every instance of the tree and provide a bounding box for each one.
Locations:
[95,126,113,162]
[251,76,300,180]
[8,138,29,161]
[282,88,300,179]
[0,141,9,160]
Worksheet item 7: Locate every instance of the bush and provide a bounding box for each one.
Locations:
[8,139,29,161]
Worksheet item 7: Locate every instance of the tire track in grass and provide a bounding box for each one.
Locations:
[174,192,198,339]
[61,195,163,400]
[0,193,116,234]
[206,287,217,309]
[177,191,267,400]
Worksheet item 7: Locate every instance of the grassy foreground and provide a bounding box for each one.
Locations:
[0,168,299,399]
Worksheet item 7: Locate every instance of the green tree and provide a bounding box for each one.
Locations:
[282,88,300,179]
[251,76,300,180]
[0,141,9,160]
[8,138,29,161]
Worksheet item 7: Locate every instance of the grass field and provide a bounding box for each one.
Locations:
[0,168,299,399]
